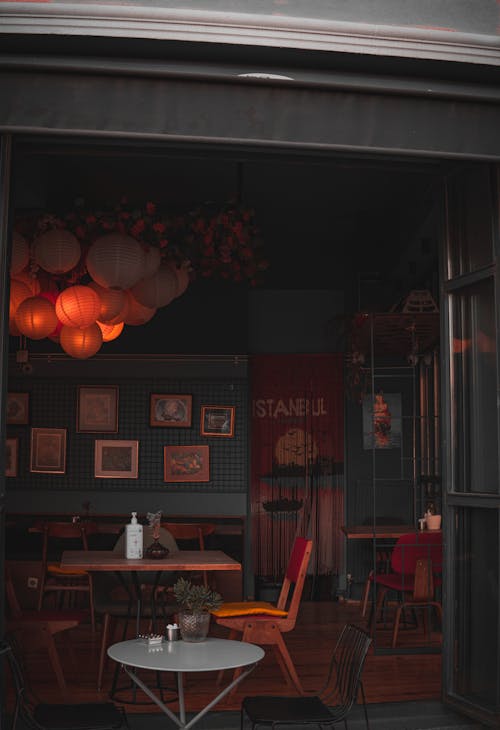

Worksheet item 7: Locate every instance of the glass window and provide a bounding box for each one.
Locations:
[450,278,498,494]
[446,167,494,278]
[453,507,499,709]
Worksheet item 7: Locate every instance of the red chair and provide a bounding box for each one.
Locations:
[212,537,313,694]
[368,531,442,647]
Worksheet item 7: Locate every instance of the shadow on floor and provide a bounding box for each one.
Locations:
[127,700,485,729]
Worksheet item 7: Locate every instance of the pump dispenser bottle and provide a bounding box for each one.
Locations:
[125,511,143,559]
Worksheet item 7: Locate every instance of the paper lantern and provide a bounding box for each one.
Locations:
[10,232,30,274]
[15,296,58,340]
[13,271,41,296]
[97,320,124,342]
[86,233,145,290]
[123,291,156,325]
[172,261,190,298]
[9,279,33,335]
[60,324,103,359]
[55,285,101,329]
[87,281,127,323]
[33,229,81,274]
[131,264,177,309]
[143,245,162,278]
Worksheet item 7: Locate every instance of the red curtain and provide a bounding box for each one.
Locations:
[250,354,344,583]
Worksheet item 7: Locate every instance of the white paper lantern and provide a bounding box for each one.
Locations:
[33,229,81,274]
[143,245,162,278]
[15,296,58,340]
[60,324,103,359]
[124,291,156,325]
[55,285,101,329]
[10,232,30,274]
[171,261,190,298]
[131,263,177,309]
[86,233,145,290]
[87,281,127,323]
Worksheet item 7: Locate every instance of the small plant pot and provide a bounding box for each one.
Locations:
[178,610,210,642]
[426,514,442,530]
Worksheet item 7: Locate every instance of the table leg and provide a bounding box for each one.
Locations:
[177,672,186,725]
[122,665,183,728]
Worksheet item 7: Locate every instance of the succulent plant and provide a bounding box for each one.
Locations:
[173,577,223,613]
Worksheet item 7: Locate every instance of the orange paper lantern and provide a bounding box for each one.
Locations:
[86,233,145,290]
[15,296,58,340]
[124,291,156,325]
[87,281,127,323]
[60,324,103,359]
[33,229,81,274]
[131,264,177,309]
[97,320,124,342]
[12,271,42,296]
[55,285,101,329]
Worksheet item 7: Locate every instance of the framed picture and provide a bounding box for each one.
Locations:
[6,392,29,425]
[30,428,66,474]
[5,437,18,477]
[95,439,139,479]
[77,386,119,433]
[150,394,192,428]
[201,405,235,437]
[164,444,210,483]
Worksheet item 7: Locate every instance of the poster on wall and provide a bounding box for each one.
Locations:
[362,392,402,449]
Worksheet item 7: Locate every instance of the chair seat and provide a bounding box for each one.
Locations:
[242,695,333,725]
[212,601,287,618]
[34,702,126,730]
[18,609,89,623]
[47,564,89,577]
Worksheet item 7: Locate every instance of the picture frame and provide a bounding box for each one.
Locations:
[94,439,139,479]
[150,394,192,428]
[6,437,18,477]
[6,392,29,425]
[164,444,210,483]
[77,386,119,433]
[30,427,67,474]
[200,405,235,437]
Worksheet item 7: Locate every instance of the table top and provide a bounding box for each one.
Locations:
[60,549,241,572]
[108,638,264,672]
[341,525,416,539]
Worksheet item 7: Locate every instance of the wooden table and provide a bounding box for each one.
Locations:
[341,525,415,539]
[61,549,241,573]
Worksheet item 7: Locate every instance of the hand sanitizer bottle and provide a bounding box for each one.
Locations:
[125,512,143,559]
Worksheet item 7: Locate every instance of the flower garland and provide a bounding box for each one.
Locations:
[15,197,269,286]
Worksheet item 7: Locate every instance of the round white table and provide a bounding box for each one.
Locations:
[108,638,264,729]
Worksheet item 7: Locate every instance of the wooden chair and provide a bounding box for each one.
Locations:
[212,536,313,694]
[240,623,372,730]
[5,566,87,698]
[369,531,442,647]
[162,522,216,586]
[37,521,97,631]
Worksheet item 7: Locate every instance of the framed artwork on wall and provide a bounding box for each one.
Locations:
[164,444,210,483]
[200,405,235,437]
[150,394,192,427]
[6,437,18,477]
[77,386,119,433]
[30,427,66,474]
[95,439,139,479]
[7,392,29,425]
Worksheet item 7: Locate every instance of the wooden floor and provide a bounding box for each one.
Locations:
[6,600,442,714]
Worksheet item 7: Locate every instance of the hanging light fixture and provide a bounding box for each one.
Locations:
[123,291,156,325]
[97,320,124,342]
[10,232,30,275]
[55,285,101,329]
[87,281,127,323]
[33,229,81,274]
[15,296,59,340]
[131,263,178,309]
[60,323,103,359]
[9,279,33,335]
[86,233,146,290]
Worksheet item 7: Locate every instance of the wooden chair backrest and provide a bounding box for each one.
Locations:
[391,532,442,576]
[41,521,95,567]
[276,537,313,625]
[413,558,435,601]
[162,522,215,550]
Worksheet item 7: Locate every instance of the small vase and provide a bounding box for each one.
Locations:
[145,538,169,559]
[178,610,210,642]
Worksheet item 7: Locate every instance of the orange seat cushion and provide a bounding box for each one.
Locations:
[47,564,88,577]
[211,601,288,618]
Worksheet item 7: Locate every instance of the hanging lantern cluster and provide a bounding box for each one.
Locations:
[8,227,191,359]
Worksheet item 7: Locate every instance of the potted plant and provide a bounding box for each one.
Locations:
[173,577,223,642]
